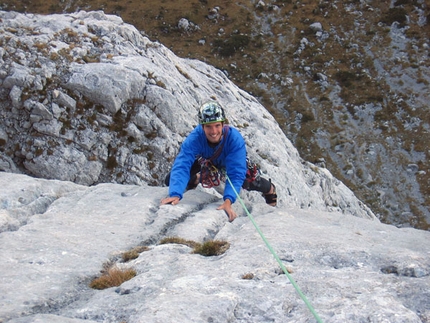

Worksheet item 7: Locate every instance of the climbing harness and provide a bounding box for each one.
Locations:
[198,125,230,188]
[198,157,222,188]
[226,175,324,323]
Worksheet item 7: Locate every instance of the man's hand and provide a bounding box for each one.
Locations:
[161,196,180,205]
[217,199,237,222]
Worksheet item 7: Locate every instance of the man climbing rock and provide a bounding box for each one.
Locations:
[161,100,277,221]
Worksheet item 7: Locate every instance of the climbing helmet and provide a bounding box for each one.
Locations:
[198,100,226,124]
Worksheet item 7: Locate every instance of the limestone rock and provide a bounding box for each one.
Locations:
[0,172,429,323]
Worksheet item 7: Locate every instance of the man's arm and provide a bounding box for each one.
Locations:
[222,128,247,203]
[167,127,202,200]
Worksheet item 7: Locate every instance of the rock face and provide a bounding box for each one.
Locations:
[0,10,374,220]
[0,11,429,323]
[0,172,429,323]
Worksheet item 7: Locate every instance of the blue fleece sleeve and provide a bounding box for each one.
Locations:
[221,128,247,203]
[168,129,201,199]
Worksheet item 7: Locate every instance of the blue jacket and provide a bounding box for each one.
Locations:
[169,125,247,203]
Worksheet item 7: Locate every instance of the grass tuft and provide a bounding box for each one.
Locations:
[122,246,150,262]
[159,236,200,248]
[192,240,230,256]
[159,237,230,256]
[89,266,136,290]
[241,273,254,280]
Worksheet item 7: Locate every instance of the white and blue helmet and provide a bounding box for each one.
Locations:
[198,100,226,124]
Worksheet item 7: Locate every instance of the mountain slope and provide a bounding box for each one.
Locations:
[0,10,375,221]
[0,1,429,229]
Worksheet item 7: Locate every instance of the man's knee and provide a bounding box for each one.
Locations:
[245,177,272,194]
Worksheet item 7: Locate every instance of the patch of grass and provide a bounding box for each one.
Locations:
[35,147,44,157]
[122,246,150,262]
[175,65,191,80]
[83,55,100,63]
[89,265,136,290]
[334,71,362,88]
[109,110,127,133]
[159,237,230,256]
[57,47,73,62]
[301,111,315,123]
[192,240,230,256]
[394,0,413,5]
[106,155,118,169]
[381,8,408,27]
[213,34,250,57]
[155,79,166,89]
[159,236,200,249]
[241,273,254,280]
[33,41,48,51]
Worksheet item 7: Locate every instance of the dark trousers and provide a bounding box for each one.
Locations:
[164,160,272,194]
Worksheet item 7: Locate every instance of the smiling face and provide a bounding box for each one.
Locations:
[202,122,223,144]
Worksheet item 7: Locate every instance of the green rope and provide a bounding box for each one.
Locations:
[226,176,323,323]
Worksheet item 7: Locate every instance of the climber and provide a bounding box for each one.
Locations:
[160,100,277,222]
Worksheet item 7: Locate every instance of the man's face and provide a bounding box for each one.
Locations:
[202,122,223,144]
